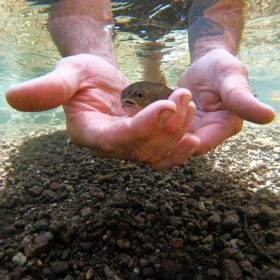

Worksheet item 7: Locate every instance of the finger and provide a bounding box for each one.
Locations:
[167,88,195,132]
[6,64,80,112]
[152,134,200,170]
[84,100,177,158]
[220,74,276,124]
[192,111,243,155]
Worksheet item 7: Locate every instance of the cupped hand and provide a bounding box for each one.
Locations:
[178,48,276,155]
[6,54,199,169]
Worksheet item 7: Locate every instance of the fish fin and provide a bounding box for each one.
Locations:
[159,74,167,85]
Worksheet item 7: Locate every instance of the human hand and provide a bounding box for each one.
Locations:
[178,48,276,155]
[6,54,199,170]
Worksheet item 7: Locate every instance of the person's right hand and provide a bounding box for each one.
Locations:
[177,48,276,155]
[6,54,200,170]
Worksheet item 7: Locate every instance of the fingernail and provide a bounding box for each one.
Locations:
[158,109,175,124]
[181,94,190,104]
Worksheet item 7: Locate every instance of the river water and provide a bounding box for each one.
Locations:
[0,0,279,125]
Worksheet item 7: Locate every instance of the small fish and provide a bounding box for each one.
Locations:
[121,80,173,115]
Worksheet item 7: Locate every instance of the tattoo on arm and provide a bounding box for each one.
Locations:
[188,0,224,53]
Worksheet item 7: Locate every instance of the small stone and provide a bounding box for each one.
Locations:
[32,219,49,231]
[208,214,221,226]
[265,244,280,258]
[0,193,17,209]
[222,248,245,262]
[104,266,121,280]
[50,182,64,191]
[253,137,274,147]
[262,268,280,280]
[207,268,220,278]
[169,216,183,227]
[71,215,81,224]
[28,186,44,196]
[65,185,75,193]
[119,253,131,265]
[258,205,277,224]
[117,239,131,250]
[158,259,184,280]
[142,266,155,277]
[222,212,240,231]
[265,231,279,244]
[0,251,5,261]
[80,207,94,217]
[222,259,242,280]
[144,203,157,214]
[22,234,49,257]
[239,260,254,276]
[85,268,96,279]
[202,234,213,244]
[42,189,57,201]
[50,221,76,243]
[51,260,69,275]
[160,204,174,216]
[12,252,27,266]
[117,222,131,234]
[169,238,184,249]
[193,183,205,194]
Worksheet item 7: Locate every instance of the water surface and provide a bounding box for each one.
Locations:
[0,0,279,125]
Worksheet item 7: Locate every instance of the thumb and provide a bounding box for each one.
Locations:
[220,73,276,124]
[6,64,79,112]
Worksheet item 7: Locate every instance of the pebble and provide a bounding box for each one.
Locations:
[222,259,242,280]
[262,268,280,280]
[169,216,183,227]
[253,137,274,147]
[258,205,277,223]
[142,266,155,277]
[117,239,131,250]
[169,238,184,249]
[208,214,221,226]
[28,186,44,196]
[222,212,240,231]
[85,268,96,279]
[50,221,76,243]
[0,193,17,208]
[104,265,121,280]
[222,248,245,262]
[22,234,50,257]
[158,259,185,280]
[12,252,27,266]
[265,231,279,244]
[51,260,69,275]
[144,203,157,214]
[80,207,94,217]
[207,268,220,278]
[119,253,131,265]
[65,185,75,193]
[42,189,57,201]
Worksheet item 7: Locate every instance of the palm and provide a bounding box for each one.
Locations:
[178,49,275,154]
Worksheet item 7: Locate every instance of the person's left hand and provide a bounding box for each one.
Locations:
[177,48,276,155]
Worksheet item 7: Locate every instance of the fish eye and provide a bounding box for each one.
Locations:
[135,91,144,99]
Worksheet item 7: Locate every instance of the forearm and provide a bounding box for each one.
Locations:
[188,0,245,62]
[48,0,118,66]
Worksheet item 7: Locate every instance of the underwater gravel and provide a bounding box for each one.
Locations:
[0,120,279,280]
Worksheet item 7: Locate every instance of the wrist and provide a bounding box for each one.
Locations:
[190,40,237,63]
[188,0,244,63]
[48,0,117,66]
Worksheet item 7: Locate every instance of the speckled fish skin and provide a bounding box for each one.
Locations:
[121,81,173,115]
